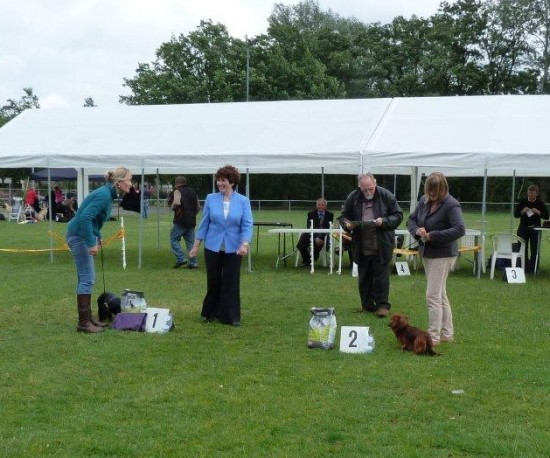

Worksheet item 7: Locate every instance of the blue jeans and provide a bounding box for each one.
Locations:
[170,224,197,266]
[66,233,95,294]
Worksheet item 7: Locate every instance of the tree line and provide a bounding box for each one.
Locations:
[2,0,549,201]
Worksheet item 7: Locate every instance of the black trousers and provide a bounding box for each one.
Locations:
[201,248,242,324]
[296,234,326,262]
[357,254,391,310]
[517,225,539,272]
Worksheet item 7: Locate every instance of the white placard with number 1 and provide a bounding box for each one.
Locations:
[339,326,375,353]
[395,261,411,276]
[145,308,174,333]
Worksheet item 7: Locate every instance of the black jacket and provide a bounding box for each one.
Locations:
[340,186,403,263]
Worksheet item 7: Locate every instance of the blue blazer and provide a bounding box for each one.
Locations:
[196,191,253,253]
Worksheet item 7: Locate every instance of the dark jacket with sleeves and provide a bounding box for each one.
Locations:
[513,198,548,228]
[340,185,403,264]
[406,195,465,258]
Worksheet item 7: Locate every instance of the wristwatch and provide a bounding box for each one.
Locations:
[242,241,250,246]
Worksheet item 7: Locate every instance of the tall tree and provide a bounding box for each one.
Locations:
[529,0,550,93]
[121,20,247,105]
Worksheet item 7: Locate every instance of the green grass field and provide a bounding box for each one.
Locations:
[0,209,548,457]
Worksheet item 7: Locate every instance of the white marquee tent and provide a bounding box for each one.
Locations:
[1,94,548,178]
[1,95,549,270]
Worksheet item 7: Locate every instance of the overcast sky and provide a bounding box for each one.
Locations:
[0,0,449,109]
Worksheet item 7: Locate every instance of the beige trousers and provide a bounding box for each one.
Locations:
[422,256,456,341]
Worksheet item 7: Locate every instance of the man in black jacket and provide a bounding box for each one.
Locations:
[296,198,334,267]
[340,173,403,317]
[168,176,200,269]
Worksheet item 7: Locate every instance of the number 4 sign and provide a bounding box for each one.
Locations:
[339,326,375,353]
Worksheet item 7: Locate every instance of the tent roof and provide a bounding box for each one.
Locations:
[0,98,392,174]
[364,95,550,176]
[1,95,549,177]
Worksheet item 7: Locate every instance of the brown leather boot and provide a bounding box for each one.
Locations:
[91,318,109,327]
[77,294,103,333]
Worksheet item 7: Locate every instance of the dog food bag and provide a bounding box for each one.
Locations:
[307,307,337,349]
[121,289,147,312]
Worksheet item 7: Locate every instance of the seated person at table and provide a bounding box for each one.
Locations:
[296,198,334,266]
[24,186,41,214]
[514,184,549,272]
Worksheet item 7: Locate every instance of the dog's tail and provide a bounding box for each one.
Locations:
[426,348,440,356]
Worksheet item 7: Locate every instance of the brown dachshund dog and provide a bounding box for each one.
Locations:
[389,313,439,356]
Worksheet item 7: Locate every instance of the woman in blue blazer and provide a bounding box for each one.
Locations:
[189,165,253,326]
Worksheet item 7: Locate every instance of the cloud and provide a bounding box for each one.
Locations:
[0,0,449,108]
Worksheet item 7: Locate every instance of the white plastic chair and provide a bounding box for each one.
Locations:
[453,233,486,275]
[489,233,526,279]
[295,242,328,267]
[8,197,23,222]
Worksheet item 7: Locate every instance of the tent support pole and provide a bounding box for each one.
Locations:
[509,170,516,233]
[138,168,145,269]
[156,169,160,252]
[246,168,252,273]
[47,166,54,263]
[321,167,325,199]
[478,169,488,279]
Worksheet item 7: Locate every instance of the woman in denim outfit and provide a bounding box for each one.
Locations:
[66,168,132,333]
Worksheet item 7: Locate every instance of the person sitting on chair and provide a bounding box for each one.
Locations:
[24,186,41,214]
[296,198,334,266]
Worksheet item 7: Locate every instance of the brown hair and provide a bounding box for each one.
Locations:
[175,176,187,186]
[215,165,240,188]
[424,172,449,202]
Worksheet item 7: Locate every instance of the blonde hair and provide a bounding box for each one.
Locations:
[105,167,132,184]
[424,172,449,202]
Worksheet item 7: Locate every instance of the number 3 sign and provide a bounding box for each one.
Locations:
[339,326,375,353]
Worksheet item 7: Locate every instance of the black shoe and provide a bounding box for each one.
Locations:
[187,264,198,269]
[173,260,187,269]
[300,261,310,267]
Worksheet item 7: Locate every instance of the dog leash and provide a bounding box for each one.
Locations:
[100,244,107,296]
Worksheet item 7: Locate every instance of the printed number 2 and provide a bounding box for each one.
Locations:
[348,330,358,348]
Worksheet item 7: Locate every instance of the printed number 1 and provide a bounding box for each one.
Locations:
[348,330,358,348]
[152,313,158,328]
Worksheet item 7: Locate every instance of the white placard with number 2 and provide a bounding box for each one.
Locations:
[339,326,375,353]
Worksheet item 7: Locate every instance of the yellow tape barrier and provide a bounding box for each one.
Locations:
[0,228,125,253]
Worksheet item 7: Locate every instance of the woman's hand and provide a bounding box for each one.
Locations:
[89,245,99,256]
[237,242,249,257]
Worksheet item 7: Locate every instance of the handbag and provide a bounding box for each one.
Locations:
[112,313,147,332]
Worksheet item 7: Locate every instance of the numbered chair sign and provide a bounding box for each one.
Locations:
[339,326,375,354]
[505,267,526,283]
[145,308,175,334]
[395,261,411,276]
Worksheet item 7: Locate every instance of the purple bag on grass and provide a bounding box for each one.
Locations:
[112,313,147,332]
